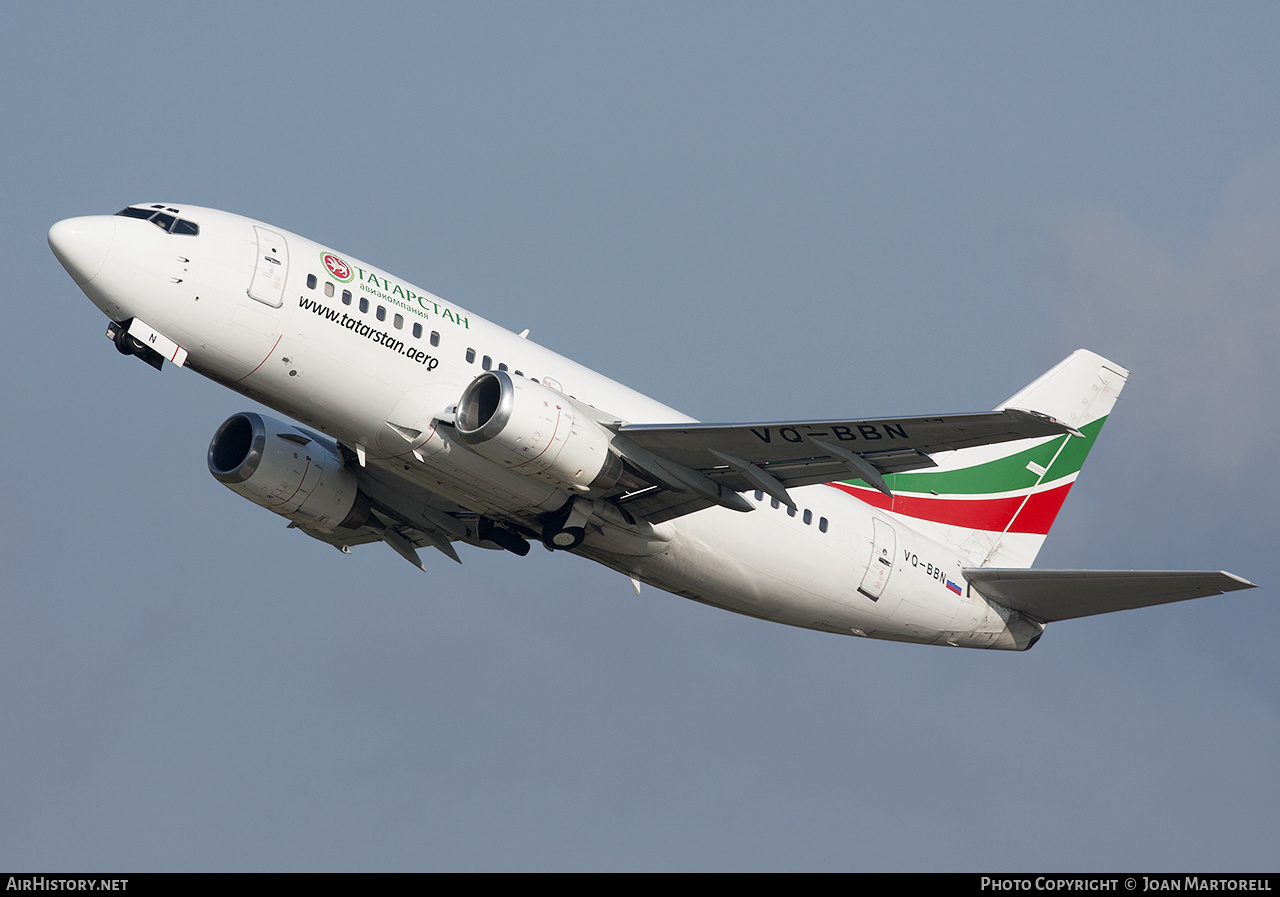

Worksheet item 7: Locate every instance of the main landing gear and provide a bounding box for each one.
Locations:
[541,498,589,551]
[477,517,532,556]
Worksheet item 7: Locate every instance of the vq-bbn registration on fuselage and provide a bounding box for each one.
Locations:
[48,204,1255,650]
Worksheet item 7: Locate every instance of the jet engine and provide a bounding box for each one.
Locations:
[455,371,621,492]
[208,412,371,532]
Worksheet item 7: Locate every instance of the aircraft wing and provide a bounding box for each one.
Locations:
[962,569,1257,623]
[290,511,462,567]
[612,408,1071,523]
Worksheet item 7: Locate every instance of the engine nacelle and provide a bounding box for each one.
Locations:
[455,371,621,492]
[208,412,371,532]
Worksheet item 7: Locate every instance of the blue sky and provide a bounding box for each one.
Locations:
[2,2,1277,870]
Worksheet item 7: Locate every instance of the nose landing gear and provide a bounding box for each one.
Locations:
[109,319,140,355]
[105,318,186,372]
[107,319,165,371]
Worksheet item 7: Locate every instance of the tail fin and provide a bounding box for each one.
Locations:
[839,350,1128,567]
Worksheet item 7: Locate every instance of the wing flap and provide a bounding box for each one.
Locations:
[616,486,718,524]
[963,569,1257,623]
[292,514,461,566]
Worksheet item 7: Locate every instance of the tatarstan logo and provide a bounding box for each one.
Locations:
[321,252,354,282]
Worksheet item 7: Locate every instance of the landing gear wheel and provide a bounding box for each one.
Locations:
[113,324,137,356]
[543,525,585,551]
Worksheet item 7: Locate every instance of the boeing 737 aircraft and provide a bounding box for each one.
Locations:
[48,204,1255,650]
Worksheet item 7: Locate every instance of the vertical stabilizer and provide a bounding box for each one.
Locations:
[830,350,1128,567]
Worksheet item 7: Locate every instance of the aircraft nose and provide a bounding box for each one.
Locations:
[49,216,115,285]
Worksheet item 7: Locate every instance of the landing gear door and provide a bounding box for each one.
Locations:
[248,226,289,308]
[858,518,896,601]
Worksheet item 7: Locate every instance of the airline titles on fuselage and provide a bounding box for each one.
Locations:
[351,261,471,330]
[319,251,472,331]
[297,295,441,369]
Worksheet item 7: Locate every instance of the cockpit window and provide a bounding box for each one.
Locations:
[114,206,200,236]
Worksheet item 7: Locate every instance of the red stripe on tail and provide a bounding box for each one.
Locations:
[827,481,1074,536]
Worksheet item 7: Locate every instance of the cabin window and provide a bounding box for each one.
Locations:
[466,348,475,363]
[482,355,492,370]
[412,322,422,338]
[393,313,403,329]
[430,331,440,347]
[376,306,386,322]
[803,509,812,525]
[819,517,829,533]
[324,282,334,298]
[359,297,369,313]
[342,290,352,306]
[787,505,796,518]
[306,274,317,290]
[498,362,508,372]
[770,497,779,509]
[754,490,764,501]
[514,370,523,377]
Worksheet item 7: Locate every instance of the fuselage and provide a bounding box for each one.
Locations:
[49,204,1038,649]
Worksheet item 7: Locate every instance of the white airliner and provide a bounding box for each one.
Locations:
[48,204,1254,650]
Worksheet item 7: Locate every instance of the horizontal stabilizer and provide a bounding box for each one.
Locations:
[963,569,1256,623]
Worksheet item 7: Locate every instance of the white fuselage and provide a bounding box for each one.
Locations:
[51,205,1034,649]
